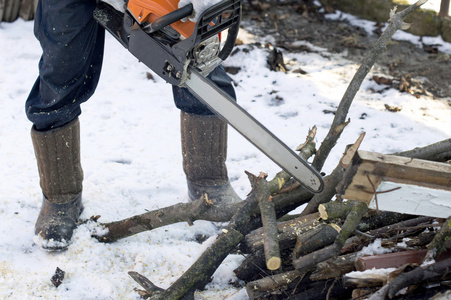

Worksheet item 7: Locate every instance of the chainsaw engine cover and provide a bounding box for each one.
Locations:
[127,0,196,38]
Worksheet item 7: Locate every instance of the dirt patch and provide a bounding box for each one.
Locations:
[240,1,451,101]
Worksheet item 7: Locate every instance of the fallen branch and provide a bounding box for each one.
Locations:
[393,138,451,162]
[368,257,451,300]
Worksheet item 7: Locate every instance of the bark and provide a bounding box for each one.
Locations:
[393,138,451,162]
[240,212,321,254]
[246,269,301,299]
[257,174,282,270]
[368,258,451,300]
[94,194,238,242]
[233,249,267,282]
[405,231,436,247]
[318,200,360,220]
[309,252,359,281]
[293,223,341,259]
[311,1,427,171]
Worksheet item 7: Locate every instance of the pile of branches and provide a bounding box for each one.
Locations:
[237,202,451,300]
[88,1,451,299]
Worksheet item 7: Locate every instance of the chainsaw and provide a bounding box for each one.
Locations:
[93,0,324,193]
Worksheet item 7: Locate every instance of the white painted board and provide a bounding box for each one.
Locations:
[370,181,451,218]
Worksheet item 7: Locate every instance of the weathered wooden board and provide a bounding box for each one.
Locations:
[337,150,451,218]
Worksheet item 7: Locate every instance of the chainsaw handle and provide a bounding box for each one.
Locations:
[147,4,193,33]
[218,16,239,61]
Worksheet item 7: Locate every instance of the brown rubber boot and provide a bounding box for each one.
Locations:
[31,118,84,250]
[181,111,241,205]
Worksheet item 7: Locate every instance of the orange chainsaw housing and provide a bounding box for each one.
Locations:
[127,0,196,38]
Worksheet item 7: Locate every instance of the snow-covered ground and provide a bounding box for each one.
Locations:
[1,3,450,299]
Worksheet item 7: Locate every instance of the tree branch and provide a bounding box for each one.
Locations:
[312,0,428,171]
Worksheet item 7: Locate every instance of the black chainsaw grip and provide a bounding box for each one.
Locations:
[218,19,239,61]
[149,4,193,33]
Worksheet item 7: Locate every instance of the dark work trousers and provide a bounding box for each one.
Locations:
[26,0,236,131]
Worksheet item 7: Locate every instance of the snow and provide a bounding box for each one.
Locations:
[178,0,223,22]
[1,4,451,298]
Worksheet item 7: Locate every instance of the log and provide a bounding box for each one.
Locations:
[310,252,359,281]
[405,231,436,247]
[293,202,368,271]
[240,212,321,254]
[246,270,301,299]
[318,200,359,220]
[343,273,388,289]
[293,223,341,258]
[233,249,267,282]
[368,257,451,300]
[256,173,282,270]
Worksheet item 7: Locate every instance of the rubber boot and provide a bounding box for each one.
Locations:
[32,118,84,250]
[181,111,241,205]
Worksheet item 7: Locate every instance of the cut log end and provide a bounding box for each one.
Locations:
[266,257,282,271]
[319,204,328,220]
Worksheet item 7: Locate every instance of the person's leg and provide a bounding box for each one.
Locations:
[173,66,241,204]
[26,0,105,250]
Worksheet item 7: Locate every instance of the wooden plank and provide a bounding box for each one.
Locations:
[358,150,451,189]
[339,150,451,218]
[355,249,428,271]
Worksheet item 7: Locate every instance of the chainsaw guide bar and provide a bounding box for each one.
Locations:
[94,0,324,193]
